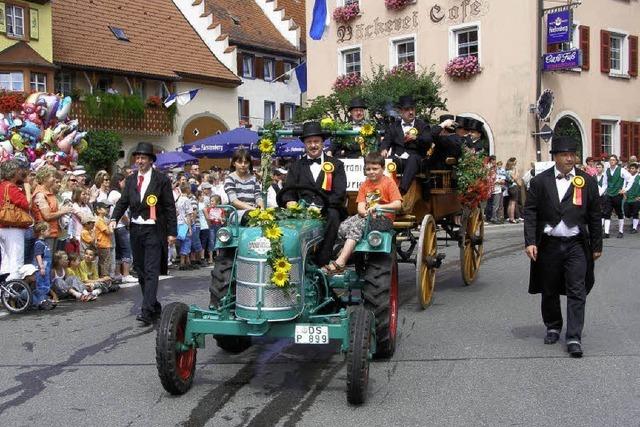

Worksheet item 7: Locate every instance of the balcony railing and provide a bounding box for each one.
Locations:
[70,102,174,136]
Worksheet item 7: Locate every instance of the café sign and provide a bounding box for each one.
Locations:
[547,10,572,45]
[542,49,581,71]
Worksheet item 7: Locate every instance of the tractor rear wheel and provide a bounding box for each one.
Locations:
[156,302,197,395]
[209,248,251,353]
[346,306,373,405]
[362,249,398,359]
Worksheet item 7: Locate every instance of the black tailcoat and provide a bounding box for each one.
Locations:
[429,134,463,170]
[112,168,177,275]
[380,118,438,157]
[524,167,602,295]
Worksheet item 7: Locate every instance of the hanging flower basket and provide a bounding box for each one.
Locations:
[385,0,412,11]
[445,55,482,80]
[389,61,416,76]
[333,3,360,24]
[333,73,363,91]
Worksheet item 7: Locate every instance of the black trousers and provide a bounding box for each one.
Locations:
[603,194,624,219]
[316,207,341,267]
[538,236,588,341]
[623,201,640,219]
[130,223,163,316]
[395,153,422,194]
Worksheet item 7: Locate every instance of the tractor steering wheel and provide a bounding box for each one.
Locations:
[276,185,330,217]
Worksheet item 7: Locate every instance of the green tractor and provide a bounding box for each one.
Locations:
[155,186,398,404]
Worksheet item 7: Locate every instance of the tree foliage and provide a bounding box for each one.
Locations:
[79,130,123,178]
[295,63,447,125]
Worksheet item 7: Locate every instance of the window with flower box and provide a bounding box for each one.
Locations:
[30,72,46,92]
[0,72,24,91]
[393,37,415,66]
[341,47,361,75]
[6,5,25,38]
[454,26,479,58]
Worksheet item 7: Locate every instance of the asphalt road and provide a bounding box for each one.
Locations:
[1,223,639,426]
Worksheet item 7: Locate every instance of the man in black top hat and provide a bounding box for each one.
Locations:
[328,96,369,159]
[456,116,487,154]
[111,142,177,325]
[429,114,464,170]
[380,95,455,194]
[524,136,602,357]
[281,121,347,268]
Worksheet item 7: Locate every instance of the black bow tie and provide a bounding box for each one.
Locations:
[556,173,573,180]
[304,157,322,165]
[402,122,413,127]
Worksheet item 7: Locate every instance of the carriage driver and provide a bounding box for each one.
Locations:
[281,121,348,270]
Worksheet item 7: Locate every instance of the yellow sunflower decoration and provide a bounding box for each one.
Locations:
[360,123,375,137]
[274,257,292,273]
[271,270,288,288]
[264,225,283,240]
[258,138,275,155]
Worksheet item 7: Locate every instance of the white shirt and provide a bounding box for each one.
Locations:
[132,168,155,225]
[601,165,634,192]
[401,120,415,134]
[307,153,325,182]
[544,167,580,237]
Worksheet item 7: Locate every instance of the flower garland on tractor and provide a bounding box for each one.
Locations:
[454,147,492,209]
[253,122,323,288]
[320,117,379,156]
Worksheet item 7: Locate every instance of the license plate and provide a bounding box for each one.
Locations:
[294,325,329,344]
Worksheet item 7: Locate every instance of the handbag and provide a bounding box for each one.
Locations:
[177,223,189,240]
[0,185,33,228]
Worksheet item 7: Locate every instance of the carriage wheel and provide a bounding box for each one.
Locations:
[416,214,437,309]
[460,207,484,285]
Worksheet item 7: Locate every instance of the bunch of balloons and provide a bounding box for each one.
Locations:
[0,92,87,167]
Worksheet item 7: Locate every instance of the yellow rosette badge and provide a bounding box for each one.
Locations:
[321,162,334,191]
[408,127,418,137]
[571,175,585,206]
[386,161,398,181]
[146,194,158,220]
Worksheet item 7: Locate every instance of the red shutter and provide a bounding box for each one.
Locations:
[275,61,284,81]
[629,35,638,77]
[579,26,590,71]
[591,119,602,158]
[631,123,640,158]
[255,57,264,79]
[600,30,611,73]
[242,99,250,122]
[279,103,285,120]
[237,53,243,76]
[621,121,631,160]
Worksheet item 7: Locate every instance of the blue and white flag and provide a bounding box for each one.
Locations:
[292,62,307,93]
[309,0,329,40]
[164,89,200,108]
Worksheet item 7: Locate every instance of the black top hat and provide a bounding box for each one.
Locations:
[396,95,416,109]
[439,114,455,123]
[132,142,156,161]
[468,118,485,133]
[549,136,577,154]
[299,121,329,141]
[348,96,367,111]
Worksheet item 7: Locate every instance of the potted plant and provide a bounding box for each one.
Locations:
[146,95,163,108]
[445,55,482,80]
[385,0,412,11]
[333,73,363,91]
[333,3,359,24]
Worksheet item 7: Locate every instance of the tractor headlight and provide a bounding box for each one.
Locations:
[367,231,383,248]
[217,227,232,243]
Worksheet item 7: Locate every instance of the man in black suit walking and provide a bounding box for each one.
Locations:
[524,136,602,357]
[380,95,453,194]
[111,142,177,325]
[281,121,347,269]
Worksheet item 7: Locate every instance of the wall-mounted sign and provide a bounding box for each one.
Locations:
[337,11,419,43]
[542,49,581,71]
[429,0,490,25]
[30,9,39,40]
[547,10,571,45]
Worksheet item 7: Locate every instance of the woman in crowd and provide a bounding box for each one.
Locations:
[32,166,73,251]
[93,171,111,206]
[504,157,521,224]
[223,148,262,222]
[0,159,32,279]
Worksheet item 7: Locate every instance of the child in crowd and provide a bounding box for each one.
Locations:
[94,202,113,277]
[69,248,119,295]
[80,215,96,253]
[206,195,225,264]
[623,163,640,234]
[189,190,203,268]
[196,190,211,265]
[176,183,193,270]
[51,251,96,301]
[322,152,402,274]
[31,222,56,310]
[224,148,263,223]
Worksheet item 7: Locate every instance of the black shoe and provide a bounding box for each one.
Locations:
[604,233,610,239]
[631,229,638,234]
[567,341,583,358]
[617,232,623,238]
[544,330,560,345]
[152,303,162,319]
[38,299,56,311]
[136,313,154,326]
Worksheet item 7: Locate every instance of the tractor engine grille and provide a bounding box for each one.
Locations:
[235,256,302,318]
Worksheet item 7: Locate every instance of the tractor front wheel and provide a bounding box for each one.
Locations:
[346,306,374,405]
[156,302,197,395]
[362,249,398,359]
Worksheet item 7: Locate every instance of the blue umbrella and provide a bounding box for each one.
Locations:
[155,151,198,170]
[183,128,259,158]
[276,137,331,158]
